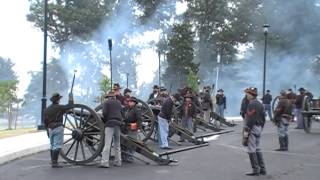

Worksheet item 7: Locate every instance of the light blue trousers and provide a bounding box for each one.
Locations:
[158,116,169,148]
[216,104,225,118]
[48,126,64,150]
[278,117,289,137]
[247,125,262,153]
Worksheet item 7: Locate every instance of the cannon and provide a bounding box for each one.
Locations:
[148,98,233,146]
[210,111,236,127]
[58,98,210,165]
[94,98,155,142]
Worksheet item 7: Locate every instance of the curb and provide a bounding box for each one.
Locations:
[0,145,49,165]
[0,131,50,165]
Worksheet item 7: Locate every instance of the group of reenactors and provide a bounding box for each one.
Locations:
[43,81,314,176]
[43,83,227,168]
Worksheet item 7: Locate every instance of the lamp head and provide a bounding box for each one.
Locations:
[263,24,270,33]
[108,39,112,51]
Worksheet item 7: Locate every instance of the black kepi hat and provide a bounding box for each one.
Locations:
[50,92,63,102]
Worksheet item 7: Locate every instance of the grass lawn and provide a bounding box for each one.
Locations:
[0,128,38,139]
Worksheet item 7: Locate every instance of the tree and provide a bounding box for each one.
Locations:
[22,59,68,122]
[186,69,199,92]
[27,0,140,98]
[27,0,117,44]
[185,0,261,77]
[0,57,17,81]
[163,22,197,91]
[0,57,19,129]
[99,75,111,95]
[0,80,18,130]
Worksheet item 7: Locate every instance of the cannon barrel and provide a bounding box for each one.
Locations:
[159,143,209,157]
[210,112,235,127]
[195,130,233,139]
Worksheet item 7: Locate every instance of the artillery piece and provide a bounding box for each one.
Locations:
[147,98,233,146]
[302,97,320,133]
[58,98,210,166]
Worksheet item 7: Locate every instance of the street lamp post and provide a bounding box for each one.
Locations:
[108,39,112,90]
[158,50,161,87]
[126,73,129,88]
[39,0,48,130]
[215,53,221,95]
[262,24,270,97]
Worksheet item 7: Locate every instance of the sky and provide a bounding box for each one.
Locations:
[0,1,188,98]
[0,0,46,97]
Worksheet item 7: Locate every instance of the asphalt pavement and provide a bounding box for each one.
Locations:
[1,121,320,180]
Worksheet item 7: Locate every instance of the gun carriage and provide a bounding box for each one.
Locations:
[58,74,233,166]
[302,97,320,133]
[58,98,211,166]
[273,95,320,133]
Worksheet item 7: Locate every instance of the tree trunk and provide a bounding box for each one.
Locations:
[14,102,19,129]
[7,104,12,130]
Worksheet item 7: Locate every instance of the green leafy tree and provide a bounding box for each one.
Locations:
[186,69,199,92]
[0,57,19,129]
[163,22,198,91]
[0,80,18,130]
[0,57,17,81]
[99,75,111,95]
[27,0,116,44]
[27,0,140,99]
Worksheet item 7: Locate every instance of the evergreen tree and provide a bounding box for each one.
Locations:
[163,22,197,91]
[0,57,17,81]
[22,59,68,122]
[0,57,19,129]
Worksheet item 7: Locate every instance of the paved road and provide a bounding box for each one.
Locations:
[1,122,320,180]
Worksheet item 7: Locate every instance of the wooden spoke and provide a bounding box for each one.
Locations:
[63,137,73,145]
[80,141,86,160]
[66,140,76,156]
[81,114,91,129]
[83,121,99,132]
[90,135,102,142]
[63,125,74,132]
[74,141,80,161]
[83,131,101,135]
[65,115,77,130]
[72,108,79,128]
[82,139,95,155]
[84,136,95,143]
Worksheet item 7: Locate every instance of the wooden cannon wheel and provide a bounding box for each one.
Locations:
[94,98,155,142]
[60,104,105,164]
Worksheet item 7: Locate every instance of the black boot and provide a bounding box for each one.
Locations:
[50,150,53,165]
[256,152,266,175]
[284,135,288,151]
[52,149,62,168]
[275,137,285,151]
[246,153,260,176]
